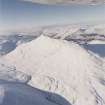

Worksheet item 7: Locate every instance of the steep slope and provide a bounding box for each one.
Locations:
[4,35,105,105]
[0,60,31,83]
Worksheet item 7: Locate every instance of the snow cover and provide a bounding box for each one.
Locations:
[0,59,71,105]
[0,60,31,83]
[3,35,105,105]
[42,24,105,44]
[88,40,105,44]
[42,25,80,39]
[1,24,105,43]
[85,24,105,35]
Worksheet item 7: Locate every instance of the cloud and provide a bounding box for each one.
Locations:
[21,0,105,4]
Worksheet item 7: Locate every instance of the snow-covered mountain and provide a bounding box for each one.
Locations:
[1,35,104,105]
[0,23,105,105]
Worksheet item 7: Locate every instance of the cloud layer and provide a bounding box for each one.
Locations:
[22,0,105,4]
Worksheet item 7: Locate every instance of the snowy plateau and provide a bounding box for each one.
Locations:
[0,24,105,105]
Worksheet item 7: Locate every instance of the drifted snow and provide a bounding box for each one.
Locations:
[3,35,105,105]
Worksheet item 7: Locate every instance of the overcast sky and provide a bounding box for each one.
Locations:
[0,0,105,31]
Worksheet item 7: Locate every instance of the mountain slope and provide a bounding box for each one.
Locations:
[4,35,105,105]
